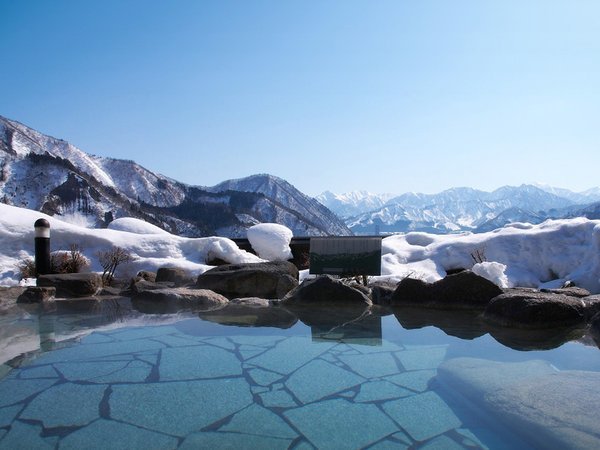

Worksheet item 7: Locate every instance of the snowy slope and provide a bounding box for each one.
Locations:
[3,202,600,294]
[0,116,349,237]
[210,174,351,236]
[315,190,394,219]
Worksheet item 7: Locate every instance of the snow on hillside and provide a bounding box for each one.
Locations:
[0,203,261,285]
[2,203,599,294]
[374,218,600,293]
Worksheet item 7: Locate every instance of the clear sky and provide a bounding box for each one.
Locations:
[1,1,599,197]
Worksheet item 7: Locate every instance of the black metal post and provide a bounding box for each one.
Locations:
[34,218,51,276]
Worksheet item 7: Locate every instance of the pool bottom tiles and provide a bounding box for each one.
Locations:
[0,322,526,449]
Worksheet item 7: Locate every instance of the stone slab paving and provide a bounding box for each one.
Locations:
[0,321,512,449]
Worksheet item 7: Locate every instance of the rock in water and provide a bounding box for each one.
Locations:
[37,273,103,297]
[390,270,503,309]
[196,261,298,299]
[282,275,372,306]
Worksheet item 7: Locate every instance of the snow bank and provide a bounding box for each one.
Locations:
[107,217,170,235]
[373,218,600,293]
[247,223,293,261]
[2,203,600,294]
[0,204,261,286]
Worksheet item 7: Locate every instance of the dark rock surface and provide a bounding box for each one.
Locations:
[199,297,298,329]
[438,357,600,449]
[390,270,503,309]
[135,270,156,283]
[196,261,298,299]
[483,288,586,328]
[282,275,372,306]
[540,286,591,298]
[37,273,103,297]
[488,324,586,351]
[17,287,56,303]
[156,267,193,286]
[132,287,228,314]
[369,281,396,306]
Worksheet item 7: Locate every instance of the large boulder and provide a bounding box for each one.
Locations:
[483,288,587,328]
[37,273,103,297]
[155,267,193,286]
[17,287,56,304]
[196,261,298,299]
[437,357,600,449]
[540,286,590,298]
[390,270,503,309]
[131,287,228,314]
[369,281,397,306]
[282,275,372,306]
[199,297,298,329]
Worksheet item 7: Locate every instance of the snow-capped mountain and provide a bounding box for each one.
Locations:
[0,115,350,237]
[333,185,595,234]
[315,190,394,219]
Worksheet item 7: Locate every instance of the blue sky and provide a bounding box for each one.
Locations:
[1,1,599,196]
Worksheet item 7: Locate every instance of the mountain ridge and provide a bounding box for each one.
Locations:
[0,115,351,237]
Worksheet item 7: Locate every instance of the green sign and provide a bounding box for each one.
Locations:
[309,237,382,276]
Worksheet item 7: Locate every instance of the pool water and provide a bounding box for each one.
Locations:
[0,304,599,449]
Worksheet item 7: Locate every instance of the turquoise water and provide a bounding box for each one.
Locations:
[0,305,599,449]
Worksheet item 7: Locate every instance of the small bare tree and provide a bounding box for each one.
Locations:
[97,247,134,285]
[470,246,487,264]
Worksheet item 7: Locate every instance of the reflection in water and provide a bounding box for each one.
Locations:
[393,307,488,340]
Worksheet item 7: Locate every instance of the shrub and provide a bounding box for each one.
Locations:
[97,247,135,285]
[17,244,89,279]
[470,246,487,265]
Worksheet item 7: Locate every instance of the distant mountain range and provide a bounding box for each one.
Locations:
[317,185,600,234]
[4,114,600,239]
[0,116,351,237]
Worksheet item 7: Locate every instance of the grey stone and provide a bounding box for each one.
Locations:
[440,357,600,449]
[484,288,587,328]
[391,270,503,309]
[284,398,398,449]
[437,357,558,401]
[20,383,106,428]
[354,380,413,402]
[259,389,298,408]
[155,266,193,285]
[59,419,179,449]
[246,336,333,375]
[131,287,228,313]
[136,270,156,282]
[540,286,590,297]
[282,275,372,306]
[181,432,292,450]
[16,286,56,303]
[37,272,102,297]
[384,370,437,393]
[110,378,253,436]
[220,404,298,439]
[382,391,462,441]
[285,359,364,404]
[159,345,242,381]
[196,261,298,299]
[369,281,397,305]
[338,352,400,378]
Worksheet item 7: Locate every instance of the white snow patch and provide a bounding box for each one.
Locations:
[472,261,510,288]
[0,203,261,286]
[108,217,170,235]
[247,223,293,261]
